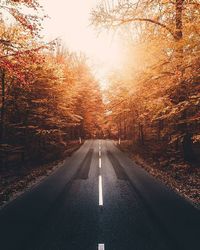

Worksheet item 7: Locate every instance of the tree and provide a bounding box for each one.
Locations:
[0,0,42,37]
[92,0,200,73]
[0,27,104,167]
[92,0,200,39]
[92,0,200,163]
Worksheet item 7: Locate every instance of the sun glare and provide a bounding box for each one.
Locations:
[40,0,123,86]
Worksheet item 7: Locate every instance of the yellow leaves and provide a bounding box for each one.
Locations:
[36,129,60,135]
[31,99,48,104]
[192,134,200,143]
[169,134,184,145]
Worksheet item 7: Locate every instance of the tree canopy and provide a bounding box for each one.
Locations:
[92,0,200,163]
[0,3,104,166]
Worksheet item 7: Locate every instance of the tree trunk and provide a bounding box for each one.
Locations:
[175,0,184,41]
[139,123,144,145]
[118,115,122,140]
[174,0,195,163]
[175,0,184,76]
[183,133,196,163]
[0,70,5,143]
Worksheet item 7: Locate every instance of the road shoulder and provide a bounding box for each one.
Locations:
[0,141,83,209]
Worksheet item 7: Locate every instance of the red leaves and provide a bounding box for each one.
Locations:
[9,0,40,9]
[8,8,40,35]
[0,43,46,85]
[1,0,42,35]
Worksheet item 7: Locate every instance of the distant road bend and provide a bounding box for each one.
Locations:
[0,140,199,250]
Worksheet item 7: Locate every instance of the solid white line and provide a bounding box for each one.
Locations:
[99,175,103,206]
[98,243,105,250]
[99,158,102,168]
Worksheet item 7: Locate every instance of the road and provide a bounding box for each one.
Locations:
[0,140,199,250]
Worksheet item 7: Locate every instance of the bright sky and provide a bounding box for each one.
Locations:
[40,0,123,85]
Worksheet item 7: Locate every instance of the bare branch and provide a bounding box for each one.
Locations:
[113,17,176,38]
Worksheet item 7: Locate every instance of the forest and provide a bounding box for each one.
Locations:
[0,0,199,205]
[0,0,104,169]
[92,0,200,204]
[92,0,200,165]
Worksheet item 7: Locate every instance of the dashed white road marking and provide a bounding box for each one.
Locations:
[99,158,102,168]
[98,141,104,247]
[98,140,103,204]
[98,243,105,250]
[99,175,103,206]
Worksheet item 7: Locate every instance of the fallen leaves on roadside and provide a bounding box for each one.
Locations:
[118,140,200,209]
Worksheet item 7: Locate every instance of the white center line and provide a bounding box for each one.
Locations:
[99,175,103,206]
[98,243,105,250]
[99,158,102,168]
[99,150,101,157]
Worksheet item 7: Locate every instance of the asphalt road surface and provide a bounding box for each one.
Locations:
[0,140,199,250]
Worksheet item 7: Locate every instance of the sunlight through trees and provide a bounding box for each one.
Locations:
[0,1,104,167]
[92,0,200,164]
